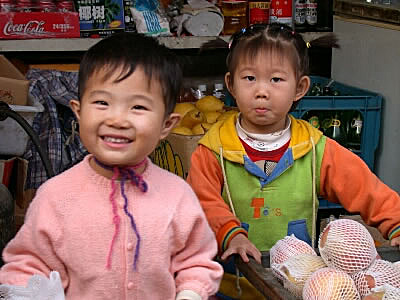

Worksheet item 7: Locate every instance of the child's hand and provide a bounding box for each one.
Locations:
[390,236,400,248]
[220,234,262,264]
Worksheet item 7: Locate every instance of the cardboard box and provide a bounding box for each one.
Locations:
[151,133,202,179]
[123,0,136,33]
[0,12,80,40]
[74,0,125,37]
[0,157,15,188]
[0,55,29,106]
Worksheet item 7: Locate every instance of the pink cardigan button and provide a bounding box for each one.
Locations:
[127,282,134,289]
[127,243,134,250]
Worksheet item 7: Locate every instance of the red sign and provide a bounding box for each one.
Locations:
[0,12,80,39]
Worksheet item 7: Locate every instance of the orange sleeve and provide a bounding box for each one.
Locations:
[320,138,400,239]
[187,145,242,252]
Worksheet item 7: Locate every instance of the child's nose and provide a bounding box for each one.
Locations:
[255,83,269,99]
[105,111,130,128]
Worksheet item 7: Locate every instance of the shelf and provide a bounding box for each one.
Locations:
[0,32,327,52]
[0,36,230,52]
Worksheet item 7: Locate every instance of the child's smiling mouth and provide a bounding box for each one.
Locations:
[102,136,133,144]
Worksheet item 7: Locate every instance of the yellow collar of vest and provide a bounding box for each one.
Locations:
[199,114,323,164]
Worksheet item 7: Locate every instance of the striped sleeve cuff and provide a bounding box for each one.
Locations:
[214,219,248,253]
[388,225,400,240]
[222,227,248,252]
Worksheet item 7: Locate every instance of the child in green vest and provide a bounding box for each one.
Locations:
[187,23,400,299]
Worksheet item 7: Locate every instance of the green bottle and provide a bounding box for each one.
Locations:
[347,111,363,151]
[324,111,347,147]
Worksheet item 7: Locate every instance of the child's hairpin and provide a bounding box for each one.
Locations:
[306,42,311,48]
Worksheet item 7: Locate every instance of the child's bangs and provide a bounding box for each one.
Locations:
[232,35,301,79]
[96,61,138,84]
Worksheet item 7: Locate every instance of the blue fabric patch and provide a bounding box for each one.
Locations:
[243,148,294,187]
[287,219,312,246]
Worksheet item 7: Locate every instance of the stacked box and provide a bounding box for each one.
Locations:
[123,0,136,32]
[74,0,125,37]
[0,12,80,40]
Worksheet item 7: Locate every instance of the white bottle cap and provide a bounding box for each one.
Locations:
[214,83,224,90]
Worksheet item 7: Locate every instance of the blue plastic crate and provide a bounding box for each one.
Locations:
[290,76,383,210]
[291,76,382,171]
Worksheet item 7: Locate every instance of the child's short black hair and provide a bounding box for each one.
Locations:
[78,32,182,115]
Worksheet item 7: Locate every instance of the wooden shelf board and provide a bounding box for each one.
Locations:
[0,33,328,52]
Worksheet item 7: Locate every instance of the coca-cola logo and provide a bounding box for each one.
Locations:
[3,20,46,36]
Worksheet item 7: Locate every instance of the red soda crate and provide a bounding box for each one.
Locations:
[0,11,80,39]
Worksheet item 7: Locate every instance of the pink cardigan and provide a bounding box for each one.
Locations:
[0,155,222,299]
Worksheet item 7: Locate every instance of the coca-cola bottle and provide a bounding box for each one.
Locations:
[15,0,35,11]
[0,0,14,12]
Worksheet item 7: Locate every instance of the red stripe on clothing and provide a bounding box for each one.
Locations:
[239,138,290,162]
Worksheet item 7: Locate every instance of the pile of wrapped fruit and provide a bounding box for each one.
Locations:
[270,219,400,299]
[172,96,238,136]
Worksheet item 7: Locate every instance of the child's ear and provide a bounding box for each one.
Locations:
[160,113,181,139]
[225,72,234,96]
[295,76,311,102]
[70,99,81,121]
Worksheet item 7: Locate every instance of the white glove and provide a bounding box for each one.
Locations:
[0,271,65,300]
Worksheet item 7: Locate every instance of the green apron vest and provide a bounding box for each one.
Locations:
[220,138,326,251]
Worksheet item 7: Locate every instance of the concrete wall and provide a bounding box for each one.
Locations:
[331,18,400,192]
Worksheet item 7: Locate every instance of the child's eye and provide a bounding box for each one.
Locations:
[94,100,108,106]
[132,105,147,110]
[271,77,282,83]
[244,75,256,82]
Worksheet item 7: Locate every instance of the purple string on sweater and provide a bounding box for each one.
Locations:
[94,158,148,270]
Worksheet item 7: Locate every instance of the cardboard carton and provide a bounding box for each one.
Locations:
[151,133,202,179]
[74,0,125,38]
[0,12,80,40]
[0,55,29,106]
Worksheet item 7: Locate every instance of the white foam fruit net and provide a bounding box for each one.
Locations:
[0,271,65,300]
[352,259,400,298]
[303,267,361,300]
[364,284,400,300]
[393,261,400,271]
[319,219,378,275]
[270,234,316,281]
[273,253,326,298]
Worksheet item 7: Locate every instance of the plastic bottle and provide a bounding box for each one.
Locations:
[295,0,306,29]
[212,83,225,101]
[221,0,247,35]
[192,84,208,100]
[306,0,317,29]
